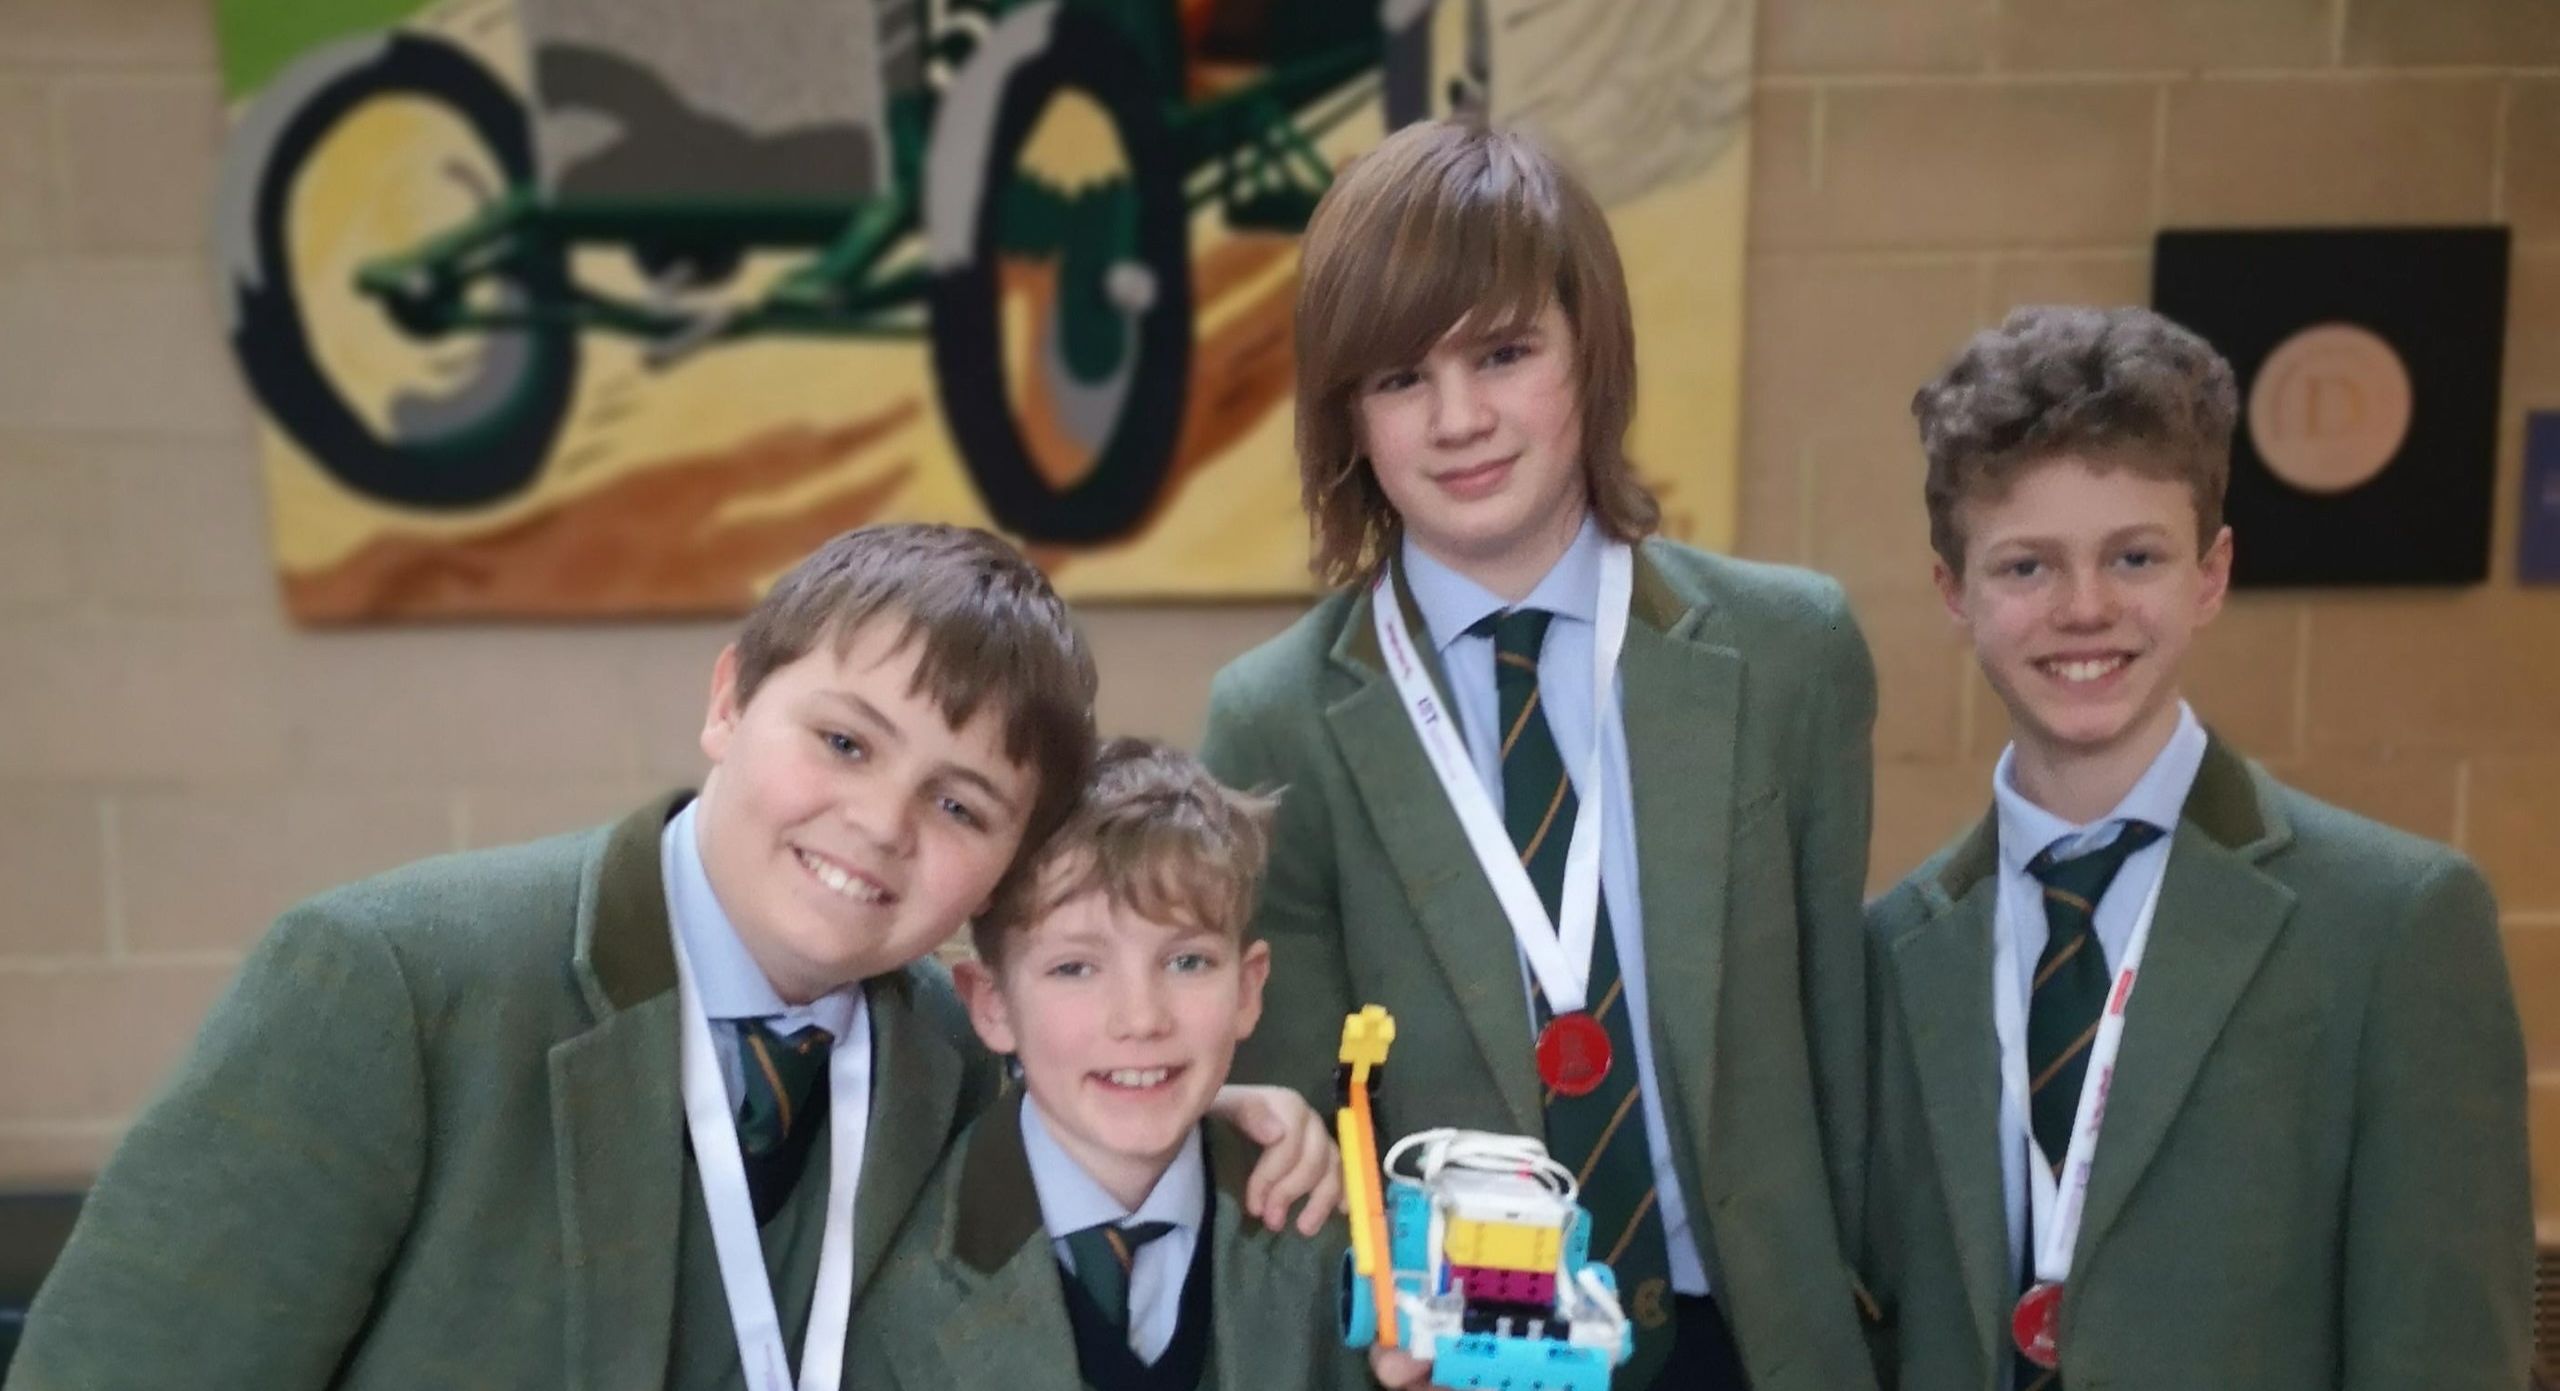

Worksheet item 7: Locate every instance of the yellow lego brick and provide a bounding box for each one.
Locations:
[1457,1220,1558,1273]
[1338,1005,1396,1069]
[1445,1216,1484,1265]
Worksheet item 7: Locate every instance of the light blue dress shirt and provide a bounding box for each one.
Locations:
[1988,701,2206,1282]
[661,800,865,1110]
[1401,517,1710,1296]
[1021,1095,1207,1364]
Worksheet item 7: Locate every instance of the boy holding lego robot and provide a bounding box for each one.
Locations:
[1202,116,1885,1390]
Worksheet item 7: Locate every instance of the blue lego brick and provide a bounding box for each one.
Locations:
[1560,1205,1592,1269]
[1428,1331,1616,1391]
[1387,1181,1431,1272]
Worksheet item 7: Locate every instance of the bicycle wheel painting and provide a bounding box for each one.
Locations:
[213,0,1754,620]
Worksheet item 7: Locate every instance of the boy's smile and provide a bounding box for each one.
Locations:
[959,884,1270,1209]
[1357,301,1589,599]
[693,618,1038,1004]
[1936,456,2230,815]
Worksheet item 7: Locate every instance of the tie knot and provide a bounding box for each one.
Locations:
[1078,1218,1175,1271]
[735,1019,834,1156]
[1063,1219,1178,1335]
[1472,606,1554,662]
[2028,821,2164,902]
[752,1019,834,1057]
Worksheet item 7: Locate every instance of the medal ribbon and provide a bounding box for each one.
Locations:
[673,929,871,1391]
[1371,541,1631,1016]
[1993,859,2169,1286]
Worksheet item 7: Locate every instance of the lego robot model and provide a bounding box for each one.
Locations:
[1335,1006,1634,1391]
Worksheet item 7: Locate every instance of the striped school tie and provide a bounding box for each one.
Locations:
[1064,1219,1176,1336]
[1485,607,1674,1387]
[2015,821,2163,1391]
[735,1020,833,1157]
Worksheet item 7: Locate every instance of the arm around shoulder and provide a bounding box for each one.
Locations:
[11,902,429,1391]
[2339,852,2534,1391]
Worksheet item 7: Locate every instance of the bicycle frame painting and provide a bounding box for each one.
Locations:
[211,0,1753,621]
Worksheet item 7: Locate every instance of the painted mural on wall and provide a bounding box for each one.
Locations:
[213,0,1752,621]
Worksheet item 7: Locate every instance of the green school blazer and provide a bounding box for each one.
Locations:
[848,1095,1368,1391]
[1200,538,1883,1391]
[11,794,1002,1391]
[1863,739,2534,1391]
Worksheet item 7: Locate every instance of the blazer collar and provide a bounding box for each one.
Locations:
[552,793,690,1391]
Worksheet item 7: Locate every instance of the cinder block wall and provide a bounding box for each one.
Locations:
[1,0,2556,1223]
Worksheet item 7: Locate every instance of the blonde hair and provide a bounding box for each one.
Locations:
[971,737,1276,966]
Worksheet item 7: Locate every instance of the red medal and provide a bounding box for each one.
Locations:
[1534,1012,1612,1096]
[2010,1281,2063,1369]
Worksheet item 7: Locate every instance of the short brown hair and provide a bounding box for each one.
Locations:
[1293,118,1657,587]
[970,737,1276,967]
[1912,304,2238,572]
[733,523,1098,852]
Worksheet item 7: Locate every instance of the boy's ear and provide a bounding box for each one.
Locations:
[951,955,1020,1057]
[2195,524,2235,623]
[1230,939,1272,1043]
[700,643,745,764]
[1931,558,1968,625]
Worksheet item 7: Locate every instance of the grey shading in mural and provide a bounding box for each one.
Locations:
[1484,0,1749,208]
[519,0,896,200]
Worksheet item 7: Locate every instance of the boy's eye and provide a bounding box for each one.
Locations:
[1482,340,1530,368]
[1998,556,2044,580]
[1045,959,1096,980]
[1365,368,1419,395]
[936,795,984,831]
[819,730,865,760]
[1167,950,1218,974]
[2116,548,2159,570]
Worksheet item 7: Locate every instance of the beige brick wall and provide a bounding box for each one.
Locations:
[0,0,2555,1228]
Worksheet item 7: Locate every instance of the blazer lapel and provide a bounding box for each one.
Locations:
[2072,741,2296,1268]
[1619,548,1741,1171]
[927,1097,1086,1391]
[551,794,690,1391]
[1892,814,2013,1371]
[1323,578,1542,1134]
[852,968,964,1303]
[1203,1121,1329,1391]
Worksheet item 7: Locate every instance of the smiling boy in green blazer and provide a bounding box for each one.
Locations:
[852,737,1364,1391]
[1863,305,2533,1391]
[1201,118,1883,1391]
[14,525,1338,1391]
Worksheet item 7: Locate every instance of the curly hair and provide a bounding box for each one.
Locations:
[1911,305,2238,571]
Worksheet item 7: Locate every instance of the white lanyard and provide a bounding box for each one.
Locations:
[1992,848,2169,1284]
[672,932,871,1391]
[1371,542,1631,1015]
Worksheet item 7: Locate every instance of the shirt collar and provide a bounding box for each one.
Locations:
[1400,513,1603,653]
[1993,701,2208,874]
[661,800,860,1040]
[1020,1093,1207,1238]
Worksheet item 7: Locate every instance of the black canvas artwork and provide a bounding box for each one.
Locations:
[2152,226,2507,587]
